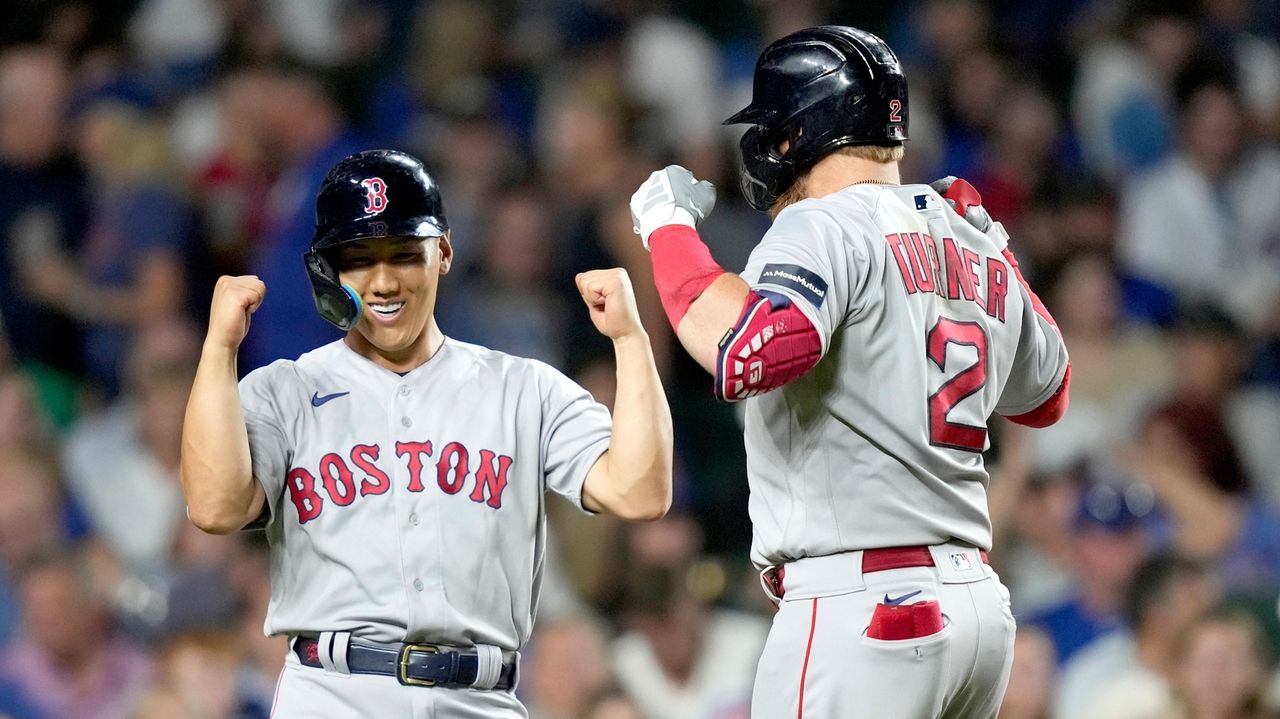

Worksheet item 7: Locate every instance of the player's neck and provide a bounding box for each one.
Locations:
[803,153,901,200]
[345,319,446,373]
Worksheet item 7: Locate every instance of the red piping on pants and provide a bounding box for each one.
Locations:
[798,598,819,718]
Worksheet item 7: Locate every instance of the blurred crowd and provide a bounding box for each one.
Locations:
[0,0,1277,718]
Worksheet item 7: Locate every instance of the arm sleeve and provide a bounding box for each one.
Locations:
[995,260,1070,417]
[740,204,870,357]
[538,363,613,514]
[238,362,295,526]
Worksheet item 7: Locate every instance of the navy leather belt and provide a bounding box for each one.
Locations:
[293,637,517,690]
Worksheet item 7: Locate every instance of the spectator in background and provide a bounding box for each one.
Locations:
[1029,248,1175,471]
[1197,0,1280,140]
[522,614,614,719]
[998,626,1056,719]
[1055,554,1220,719]
[130,628,265,719]
[1117,57,1280,332]
[0,448,68,646]
[934,44,1014,180]
[994,457,1084,616]
[0,369,54,457]
[1072,0,1202,178]
[621,8,723,176]
[440,187,570,366]
[1129,408,1280,595]
[226,538,284,716]
[240,63,365,372]
[609,514,765,719]
[1026,474,1154,664]
[188,67,277,282]
[534,71,662,369]
[968,83,1065,234]
[1127,303,1280,595]
[426,111,524,279]
[62,321,199,578]
[0,549,154,719]
[0,47,88,398]
[23,93,193,397]
[1164,608,1280,719]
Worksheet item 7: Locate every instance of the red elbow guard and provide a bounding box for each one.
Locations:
[714,291,823,401]
[1006,364,1071,428]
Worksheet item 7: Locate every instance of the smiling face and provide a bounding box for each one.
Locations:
[335,234,452,369]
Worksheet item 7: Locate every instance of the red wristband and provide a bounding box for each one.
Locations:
[649,224,726,329]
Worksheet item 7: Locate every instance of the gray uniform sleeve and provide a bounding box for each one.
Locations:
[537,363,612,513]
[239,362,294,524]
[995,279,1069,415]
[740,203,873,355]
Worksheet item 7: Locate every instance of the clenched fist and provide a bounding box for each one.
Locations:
[576,268,644,341]
[630,165,716,250]
[205,275,266,352]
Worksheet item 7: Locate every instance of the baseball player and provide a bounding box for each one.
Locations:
[180,149,673,718]
[629,27,1070,718]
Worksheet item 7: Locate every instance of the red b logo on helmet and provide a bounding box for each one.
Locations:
[361,177,389,215]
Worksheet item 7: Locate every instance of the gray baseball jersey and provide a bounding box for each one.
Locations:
[740,183,1068,568]
[238,337,611,650]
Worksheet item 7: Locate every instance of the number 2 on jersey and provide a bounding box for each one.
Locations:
[926,318,988,452]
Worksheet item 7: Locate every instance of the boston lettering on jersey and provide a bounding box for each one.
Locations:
[285,439,513,523]
[885,232,1009,322]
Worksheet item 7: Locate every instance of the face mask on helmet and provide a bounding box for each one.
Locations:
[304,248,363,331]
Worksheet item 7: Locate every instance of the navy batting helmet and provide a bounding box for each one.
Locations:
[305,149,449,330]
[724,26,908,211]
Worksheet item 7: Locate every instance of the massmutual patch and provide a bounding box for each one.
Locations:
[757,263,828,308]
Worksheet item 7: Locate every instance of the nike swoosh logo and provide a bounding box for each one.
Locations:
[883,590,923,606]
[311,391,350,407]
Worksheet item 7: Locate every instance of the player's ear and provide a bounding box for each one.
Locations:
[436,232,453,275]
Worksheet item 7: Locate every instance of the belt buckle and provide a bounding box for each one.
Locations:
[398,643,439,687]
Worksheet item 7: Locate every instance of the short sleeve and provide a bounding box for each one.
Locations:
[740,203,869,356]
[996,282,1070,415]
[239,362,294,524]
[537,363,612,513]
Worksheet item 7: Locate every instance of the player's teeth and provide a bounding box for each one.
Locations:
[371,302,404,314]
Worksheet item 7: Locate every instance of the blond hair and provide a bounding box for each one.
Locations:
[769,145,905,218]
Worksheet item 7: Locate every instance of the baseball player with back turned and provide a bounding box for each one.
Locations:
[630,26,1070,718]
[179,149,673,718]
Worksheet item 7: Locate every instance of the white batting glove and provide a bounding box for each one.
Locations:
[930,175,1009,251]
[630,165,716,250]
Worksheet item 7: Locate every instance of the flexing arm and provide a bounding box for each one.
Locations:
[180,275,267,534]
[576,269,673,521]
[634,167,823,400]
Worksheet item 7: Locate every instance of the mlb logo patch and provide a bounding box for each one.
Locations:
[949,551,974,571]
[915,193,942,211]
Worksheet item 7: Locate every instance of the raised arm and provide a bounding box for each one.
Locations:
[631,166,823,401]
[575,268,673,521]
[180,275,268,534]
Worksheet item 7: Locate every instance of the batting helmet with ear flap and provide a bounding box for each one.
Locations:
[724,26,908,211]
[305,149,449,330]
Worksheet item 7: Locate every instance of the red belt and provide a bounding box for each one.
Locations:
[764,545,991,601]
[861,545,990,573]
